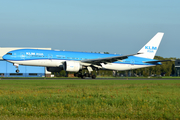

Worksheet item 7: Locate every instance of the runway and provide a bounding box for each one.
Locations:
[1,77,180,80]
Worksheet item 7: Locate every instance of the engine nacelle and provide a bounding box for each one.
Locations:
[63,61,82,72]
[47,66,63,72]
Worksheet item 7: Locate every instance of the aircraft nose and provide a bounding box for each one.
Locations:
[3,55,8,60]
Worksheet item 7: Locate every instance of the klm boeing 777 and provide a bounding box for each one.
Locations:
[3,32,170,79]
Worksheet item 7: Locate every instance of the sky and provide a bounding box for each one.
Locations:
[0,0,180,58]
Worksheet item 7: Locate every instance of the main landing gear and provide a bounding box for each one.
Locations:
[74,70,96,79]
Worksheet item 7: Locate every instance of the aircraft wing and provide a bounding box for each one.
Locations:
[145,59,175,63]
[81,53,141,65]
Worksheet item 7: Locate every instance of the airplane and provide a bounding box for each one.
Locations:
[3,32,171,79]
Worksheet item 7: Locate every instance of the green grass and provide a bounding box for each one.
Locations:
[0,79,180,119]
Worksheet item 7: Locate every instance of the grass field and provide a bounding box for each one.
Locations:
[0,79,180,120]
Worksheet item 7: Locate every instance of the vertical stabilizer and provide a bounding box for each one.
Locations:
[135,32,164,59]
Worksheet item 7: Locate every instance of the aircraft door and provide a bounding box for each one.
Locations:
[20,52,25,60]
[131,59,135,66]
[48,54,53,60]
[130,59,135,69]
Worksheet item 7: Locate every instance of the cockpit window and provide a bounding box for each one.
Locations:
[6,53,12,55]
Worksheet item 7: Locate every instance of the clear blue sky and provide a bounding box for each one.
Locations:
[0,0,180,58]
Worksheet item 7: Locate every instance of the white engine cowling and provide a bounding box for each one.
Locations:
[63,61,82,72]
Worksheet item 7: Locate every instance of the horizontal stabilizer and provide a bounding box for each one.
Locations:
[145,59,175,63]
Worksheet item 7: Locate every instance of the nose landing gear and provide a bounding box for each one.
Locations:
[16,69,19,73]
[13,63,20,73]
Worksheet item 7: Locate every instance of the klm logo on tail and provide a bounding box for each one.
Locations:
[145,46,157,53]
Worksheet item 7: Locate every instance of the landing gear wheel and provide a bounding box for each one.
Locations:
[92,75,96,79]
[74,73,78,77]
[16,69,19,73]
[81,75,85,79]
[84,73,89,77]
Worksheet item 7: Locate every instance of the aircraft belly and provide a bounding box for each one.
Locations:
[102,63,155,71]
[10,60,64,67]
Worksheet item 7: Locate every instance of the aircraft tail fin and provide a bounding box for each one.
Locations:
[135,32,164,59]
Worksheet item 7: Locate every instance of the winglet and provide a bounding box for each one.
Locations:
[135,32,164,59]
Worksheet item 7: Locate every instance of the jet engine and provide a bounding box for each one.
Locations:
[63,61,82,72]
